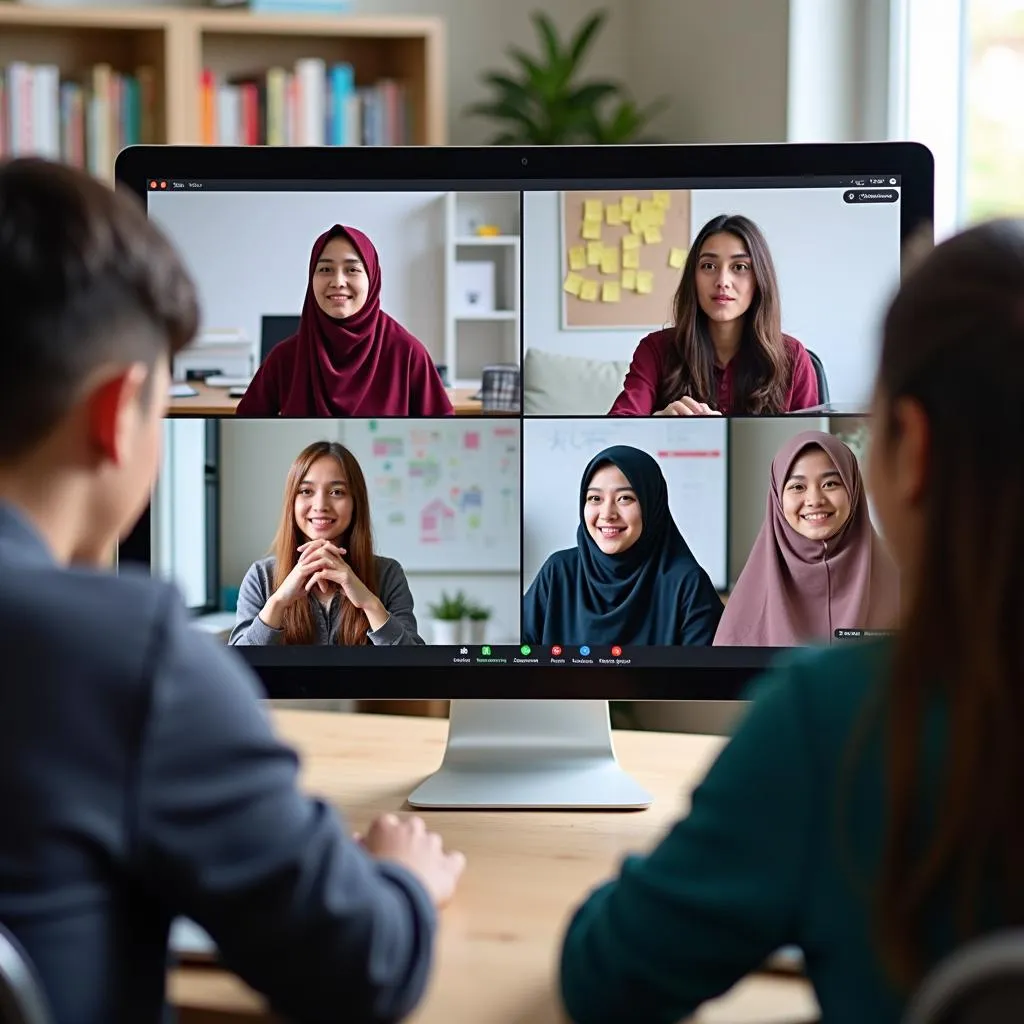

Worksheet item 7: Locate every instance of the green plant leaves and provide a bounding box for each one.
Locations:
[465,8,668,145]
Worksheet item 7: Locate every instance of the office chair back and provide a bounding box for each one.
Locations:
[806,349,830,405]
[903,930,1024,1024]
[260,314,301,363]
[0,926,52,1024]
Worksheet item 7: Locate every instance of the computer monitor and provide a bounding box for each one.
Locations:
[115,142,933,809]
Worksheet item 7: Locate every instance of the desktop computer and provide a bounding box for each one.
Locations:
[115,140,932,810]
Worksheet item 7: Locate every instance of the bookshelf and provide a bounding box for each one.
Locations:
[0,5,447,170]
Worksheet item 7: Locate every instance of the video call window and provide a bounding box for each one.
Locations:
[142,175,902,668]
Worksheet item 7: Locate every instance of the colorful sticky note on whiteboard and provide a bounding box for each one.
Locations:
[630,214,646,234]
[581,219,602,241]
[586,241,603,265]
[640,199,656,217]
[647,206,666,227]
[636,270,654,294]
[668,246,687,269]
[569,245,587,271]
[652,190,671,208]
[620,195,638,216]
[605,203,622,225]
[622,268,637,290]
[563,271,585,296]
[579,279,599,301]
[599,248,620,274]
[643,225,663,244]
[622,248,640,269]
[621,233,640,251]
[602,281,621,303]
[584,198,603,221]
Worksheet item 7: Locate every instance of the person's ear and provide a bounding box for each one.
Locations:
[890,396,930,506]
[87,363,150,465]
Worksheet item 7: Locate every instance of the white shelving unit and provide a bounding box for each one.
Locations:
[442,191,521,390]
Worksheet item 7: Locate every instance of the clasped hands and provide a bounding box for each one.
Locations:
[287,538,376,609]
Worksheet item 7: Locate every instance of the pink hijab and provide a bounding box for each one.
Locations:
[714,430,900,647]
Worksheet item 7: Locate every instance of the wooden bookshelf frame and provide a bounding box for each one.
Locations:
[0,5,447,146]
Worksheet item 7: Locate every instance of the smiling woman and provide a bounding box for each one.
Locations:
[714,430,900,647]
[234,225,453,418]
[228,440,425,646]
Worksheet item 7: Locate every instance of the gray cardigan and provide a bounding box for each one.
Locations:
[229,554,425,646]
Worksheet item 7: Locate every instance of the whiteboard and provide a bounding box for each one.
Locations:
[522,419,728,591]
[342,419,521,573]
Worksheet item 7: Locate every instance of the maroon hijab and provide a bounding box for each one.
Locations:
[278,225,450,417]
[714,430,900,647]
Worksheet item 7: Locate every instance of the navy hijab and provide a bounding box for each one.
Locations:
[522,446,724,647]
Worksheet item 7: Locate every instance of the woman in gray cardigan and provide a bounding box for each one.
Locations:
[229,440,424,646]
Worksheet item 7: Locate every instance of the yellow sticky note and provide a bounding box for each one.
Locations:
[636,270,654,294]
[579,279,599,302]
[622,268,637,290]
[644,225,662,245]
[563,271,584,296]
[581,219,602,241]
[622,248,640,269]
[668,246,687,269]
[630,213,646,234]
[652,190,671,208]
[584,199,603,221]
[621,233,640,251]
[599,248,619,275]
[586,241,603,266]
[620,195,638,216]
[640,199,657,217]
[568,246,587,271]
[605,203,622,225]
[602,281,621,303]
[647,206,666,227]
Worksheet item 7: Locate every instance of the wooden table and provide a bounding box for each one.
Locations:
[168,382,489,416]
[169,711,819,1024]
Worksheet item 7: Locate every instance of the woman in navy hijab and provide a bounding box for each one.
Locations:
[521,445,724,648]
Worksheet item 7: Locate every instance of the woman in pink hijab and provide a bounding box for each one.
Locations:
[714,430,899,646]
[236,225,454,418]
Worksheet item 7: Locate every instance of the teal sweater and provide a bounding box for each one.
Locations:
[560,640,936,1024]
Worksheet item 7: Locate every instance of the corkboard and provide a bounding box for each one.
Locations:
[560,189,692,329]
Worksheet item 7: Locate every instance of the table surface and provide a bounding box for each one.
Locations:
[168,381,488,416]
[170,711,819,1024]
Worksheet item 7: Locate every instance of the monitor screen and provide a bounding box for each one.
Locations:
[118,145,927,698]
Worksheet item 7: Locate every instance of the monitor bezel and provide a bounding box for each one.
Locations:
[115,141,930,701]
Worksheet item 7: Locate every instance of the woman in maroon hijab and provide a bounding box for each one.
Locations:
[714,430,899,646]
[236,225,454,417]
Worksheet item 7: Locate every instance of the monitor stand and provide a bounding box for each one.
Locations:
[406,699,652,810]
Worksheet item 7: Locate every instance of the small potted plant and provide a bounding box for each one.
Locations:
[464,600,492,645]
[428,590,466,645]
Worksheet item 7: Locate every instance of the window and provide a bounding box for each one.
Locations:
[962,0,1024,221]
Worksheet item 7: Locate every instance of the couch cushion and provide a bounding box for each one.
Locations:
[523,347,631,416]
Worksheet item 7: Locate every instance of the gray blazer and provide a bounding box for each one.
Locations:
[0,502,435,1024]
[229,554,425,646]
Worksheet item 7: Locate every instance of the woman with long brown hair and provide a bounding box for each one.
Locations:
[559,218,1024,1023]
[609,214,820,416]
[230,440,424,646]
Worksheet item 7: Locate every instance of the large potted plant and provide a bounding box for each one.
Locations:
[466,9,667,145]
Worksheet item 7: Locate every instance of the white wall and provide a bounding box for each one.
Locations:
[149,189,448,365]
[524,187,902,408]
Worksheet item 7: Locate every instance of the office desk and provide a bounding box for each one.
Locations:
[168,383,489,417]
[169,711,818,1024]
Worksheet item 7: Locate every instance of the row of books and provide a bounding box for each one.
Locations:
[0,62,156,178]
[0,57,412,173]
[199,60,412,146]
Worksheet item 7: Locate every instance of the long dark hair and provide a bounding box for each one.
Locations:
[659,214,789,414]
[270,440,378,646]
[871,219,1024,988]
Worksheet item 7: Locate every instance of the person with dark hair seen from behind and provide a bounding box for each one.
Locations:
[236,224,454,418]
[0,157,463,1024]
[558,218,1024,1024]
[609,214,820,416]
